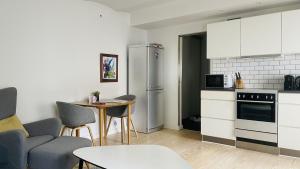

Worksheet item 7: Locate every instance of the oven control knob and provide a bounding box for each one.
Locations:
[266,96,269,100]
[256,95,260,99]
[270,96,273,100]
[243,95,246,98]
[251,95,254,99]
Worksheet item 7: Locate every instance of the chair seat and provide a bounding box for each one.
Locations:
[25,135,55,152]
[28,136,92,169]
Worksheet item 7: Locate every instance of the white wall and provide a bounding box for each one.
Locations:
[148,21,207,130]
[0,0,147,138]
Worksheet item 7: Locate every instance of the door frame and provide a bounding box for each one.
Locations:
[177,32,207,129]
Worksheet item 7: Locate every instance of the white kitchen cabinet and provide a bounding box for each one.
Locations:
[207,19,241,59]
[241,13,281,56]
[201,118,235,140]
[201,99,235,120]
[282,9,300,54]
[201,90,235,140]
[278,93,300,150]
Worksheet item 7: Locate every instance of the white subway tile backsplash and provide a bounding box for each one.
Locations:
[285,65,296,70]
[211,54,300,90]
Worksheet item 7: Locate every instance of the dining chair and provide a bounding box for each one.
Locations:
[56,101,96,146]
[105,95,138,143]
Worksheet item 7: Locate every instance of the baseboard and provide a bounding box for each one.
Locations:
[202,135,235,146]
[236,140,279,155]
[280,148,300,158]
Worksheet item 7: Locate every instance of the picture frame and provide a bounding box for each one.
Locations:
[100,53,118,82]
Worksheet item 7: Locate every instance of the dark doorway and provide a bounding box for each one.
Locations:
[180,33,210,131]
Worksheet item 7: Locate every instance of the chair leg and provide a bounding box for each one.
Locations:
[121,117,125,143]
[60,126,67,136]
[130,119,138,139]
[86,125,95,146]
[71,128,79,137]
[106,116,113,136]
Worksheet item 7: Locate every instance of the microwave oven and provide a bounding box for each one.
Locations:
[205,74,233,88]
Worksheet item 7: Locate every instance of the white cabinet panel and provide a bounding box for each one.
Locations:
[201,91,235,101]
[207,19,241,59]
[278,104,300,128]
[279,126,300,150]
[201,100,235,120]
[282,9,300,54]
[279,93,300,104]
[241,13,281,56]
[201,118,235,140]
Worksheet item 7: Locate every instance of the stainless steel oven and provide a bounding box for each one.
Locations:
[235,89,278,146]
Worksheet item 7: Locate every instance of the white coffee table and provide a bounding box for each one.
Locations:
[73,145,193,169]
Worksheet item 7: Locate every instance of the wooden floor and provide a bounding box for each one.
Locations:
[80,129,300,169]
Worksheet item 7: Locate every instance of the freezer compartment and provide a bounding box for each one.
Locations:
[148,90,164,131]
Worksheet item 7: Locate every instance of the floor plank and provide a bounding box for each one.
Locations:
[77,129,300,169]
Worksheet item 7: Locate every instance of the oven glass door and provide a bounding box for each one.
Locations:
[237,101,275,122]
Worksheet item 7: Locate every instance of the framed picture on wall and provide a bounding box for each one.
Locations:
[100,53,118,82]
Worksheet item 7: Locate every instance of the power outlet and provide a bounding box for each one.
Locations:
[113,120,117,126]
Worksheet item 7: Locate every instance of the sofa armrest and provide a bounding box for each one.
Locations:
[0,130,26,169]
[24,118,62,138]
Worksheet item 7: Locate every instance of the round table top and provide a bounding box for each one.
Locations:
[73,145,193,169]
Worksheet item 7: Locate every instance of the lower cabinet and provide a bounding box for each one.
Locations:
[201,91,235,140]
[279,126,300,150]
[201,118,235,140]
[278,93,300,151]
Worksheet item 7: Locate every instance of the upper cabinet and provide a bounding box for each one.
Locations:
[207,19,241,59]
[282,9,300,54]
[241,13,282,57]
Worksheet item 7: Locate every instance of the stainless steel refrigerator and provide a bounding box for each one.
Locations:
[128,44,164,133]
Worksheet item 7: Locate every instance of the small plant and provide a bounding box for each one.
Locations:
[93,91,100,101]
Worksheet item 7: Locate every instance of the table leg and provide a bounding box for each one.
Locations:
[79,159,84,169]
[76,129,80,137]
[99,108,104,146]
[104,109,107,137]
[127,103,132,144]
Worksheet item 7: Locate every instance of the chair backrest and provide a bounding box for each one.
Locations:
[0,87,17,120]
[115,95,136,101]
[56,101,95,128]
[106,95,136,117]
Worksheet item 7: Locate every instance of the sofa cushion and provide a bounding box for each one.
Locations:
[0,87,17,120]
[0,115,29,137]
[28,136,92,169]
[25,135,54,152]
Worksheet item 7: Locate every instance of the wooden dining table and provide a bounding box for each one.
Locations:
[74,100,135,146]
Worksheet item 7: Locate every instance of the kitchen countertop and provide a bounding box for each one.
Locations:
[202,88,235,91]
[279,90,300,93]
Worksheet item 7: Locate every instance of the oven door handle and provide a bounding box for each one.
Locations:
[236,100,275,104]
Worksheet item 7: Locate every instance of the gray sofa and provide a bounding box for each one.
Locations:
[0,87,92,169]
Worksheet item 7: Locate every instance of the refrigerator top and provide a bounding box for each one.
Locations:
[128,43,164,49]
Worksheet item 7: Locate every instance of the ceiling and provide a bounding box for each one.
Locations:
[88,0,300,28]
[91,0,176,12]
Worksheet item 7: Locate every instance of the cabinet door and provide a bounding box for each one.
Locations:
[279,126,300,150]
[201,118,235,140]
[241,13,281,56]
[207,19,241,59]
[201,100,235,120]
[282,9,300,54]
